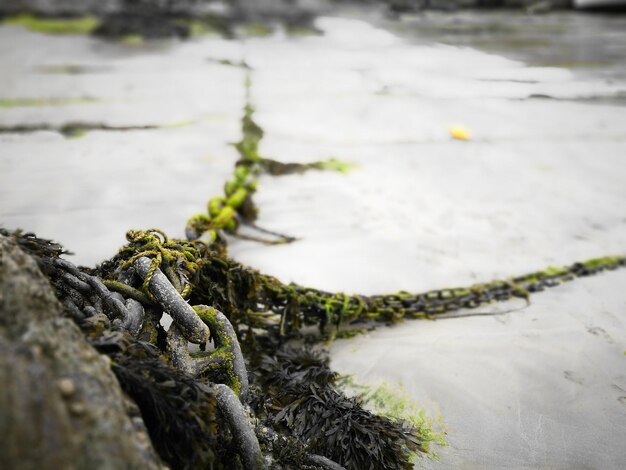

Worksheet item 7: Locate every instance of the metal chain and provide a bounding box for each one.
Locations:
[36,248,264,468]
[256,256,626,334]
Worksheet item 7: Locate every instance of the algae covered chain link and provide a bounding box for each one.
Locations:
[272,256,626,333]
[48,257,145,335]
[184,86,267,242]
[133,256,210,344]
[166,305,249,397]
[27,239,266,468]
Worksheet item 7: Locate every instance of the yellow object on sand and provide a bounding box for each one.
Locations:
[449,125,471,141]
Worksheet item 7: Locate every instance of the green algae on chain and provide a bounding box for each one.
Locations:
[193,306,246,396]
[185,73,355,244]
[104,229,626,341]
[237,22,274,38]
[190,251,626,341]
[265,255,626,336]
[103,229,210,302]
[18,230,261,469]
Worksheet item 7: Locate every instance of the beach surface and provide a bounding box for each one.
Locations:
[1,11,625,469]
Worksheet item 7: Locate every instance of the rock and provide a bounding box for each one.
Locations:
[0,234,63,338]
[0,234,163,469]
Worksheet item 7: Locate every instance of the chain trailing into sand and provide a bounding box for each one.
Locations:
[185,75,353,246]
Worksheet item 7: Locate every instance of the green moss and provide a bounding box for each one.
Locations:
[285,24,320,37]
[239,22,274,38]
[543,266,568,277]
[193,305,242,395]
[194,306,230,347]
[582,256,622,270]
[119,34,144,46]
[215,58,250,69]
[0,97,98,108]
[185,14,231,38]
[102,279,154,305]
[3,14,100,35]
[226,188,248,209]
[187,19,221,37]
[316,158,358,174]
[64,129,87,139]
[335,328,370,339]
[36,64,92,74]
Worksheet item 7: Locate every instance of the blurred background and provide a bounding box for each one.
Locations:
[1,1,625,468]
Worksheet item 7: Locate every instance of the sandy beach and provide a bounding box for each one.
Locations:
[1,10,625,468]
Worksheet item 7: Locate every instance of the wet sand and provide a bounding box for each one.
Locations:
[1,10,625,469]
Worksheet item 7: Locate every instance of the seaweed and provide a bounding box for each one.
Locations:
[112,356,221,469]
[0,122,159,138]
[274,385,423,470]
[0,228,69,258]
[254,347,338,390]
[251,347,424,470]
[340,377,447,458]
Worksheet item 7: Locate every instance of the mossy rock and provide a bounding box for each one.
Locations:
[0,234,162,469]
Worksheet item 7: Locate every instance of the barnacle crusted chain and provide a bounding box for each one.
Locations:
[10,73,626,470]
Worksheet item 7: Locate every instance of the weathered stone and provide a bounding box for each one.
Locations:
[0,234,63,337]
[0,234,163,470]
